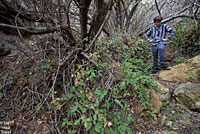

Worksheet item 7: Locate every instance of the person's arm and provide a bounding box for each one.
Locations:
[165,24,175,41]
[146,27,154,43]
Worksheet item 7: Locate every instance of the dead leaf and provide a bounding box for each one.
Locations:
[86,92,93,101]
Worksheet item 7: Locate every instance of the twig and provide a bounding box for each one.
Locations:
[15,12,24,39]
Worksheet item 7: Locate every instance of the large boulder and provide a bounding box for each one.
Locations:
[149,89,162,113]
[156,81,171,101]
[173,82,200,112]
[136,89,162,114]
[158,55,200,82]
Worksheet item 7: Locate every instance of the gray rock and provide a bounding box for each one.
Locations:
[173,82,200,112]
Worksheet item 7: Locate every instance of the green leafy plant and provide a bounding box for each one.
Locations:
[173,56,188,64]
[169,19,200,57]
[59,63,136,133]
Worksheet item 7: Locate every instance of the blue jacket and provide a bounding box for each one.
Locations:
[146,23,175,45]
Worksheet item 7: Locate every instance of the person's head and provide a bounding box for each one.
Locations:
[153,16,163,27]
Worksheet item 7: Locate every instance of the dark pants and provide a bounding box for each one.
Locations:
[151,42,165,70]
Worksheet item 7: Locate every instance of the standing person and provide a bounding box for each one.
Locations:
[146,16,175,74]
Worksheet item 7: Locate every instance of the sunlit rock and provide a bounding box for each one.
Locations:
[158,55,200,82]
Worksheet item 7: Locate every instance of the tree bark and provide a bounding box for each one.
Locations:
[78,0,92,40]
[88,0,113,39]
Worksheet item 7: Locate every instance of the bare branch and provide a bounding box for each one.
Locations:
[154,0,161,16]
[0,23,63,34]
[138,13,200,36]
[125,0,142,30]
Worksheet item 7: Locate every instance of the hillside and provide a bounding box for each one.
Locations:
[0,29,199,133]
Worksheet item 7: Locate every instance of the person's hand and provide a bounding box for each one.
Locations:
[161,38,167,41]
[150,39,154,43]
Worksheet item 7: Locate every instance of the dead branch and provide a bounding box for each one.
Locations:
[0,23,65,35]
[154,0,161,16]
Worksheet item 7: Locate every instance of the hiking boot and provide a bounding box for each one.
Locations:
[161,64,171,70]
[0,48,11,57]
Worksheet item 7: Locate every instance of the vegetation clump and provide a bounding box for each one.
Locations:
[0,33,159,133]
[169,20,200,57]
